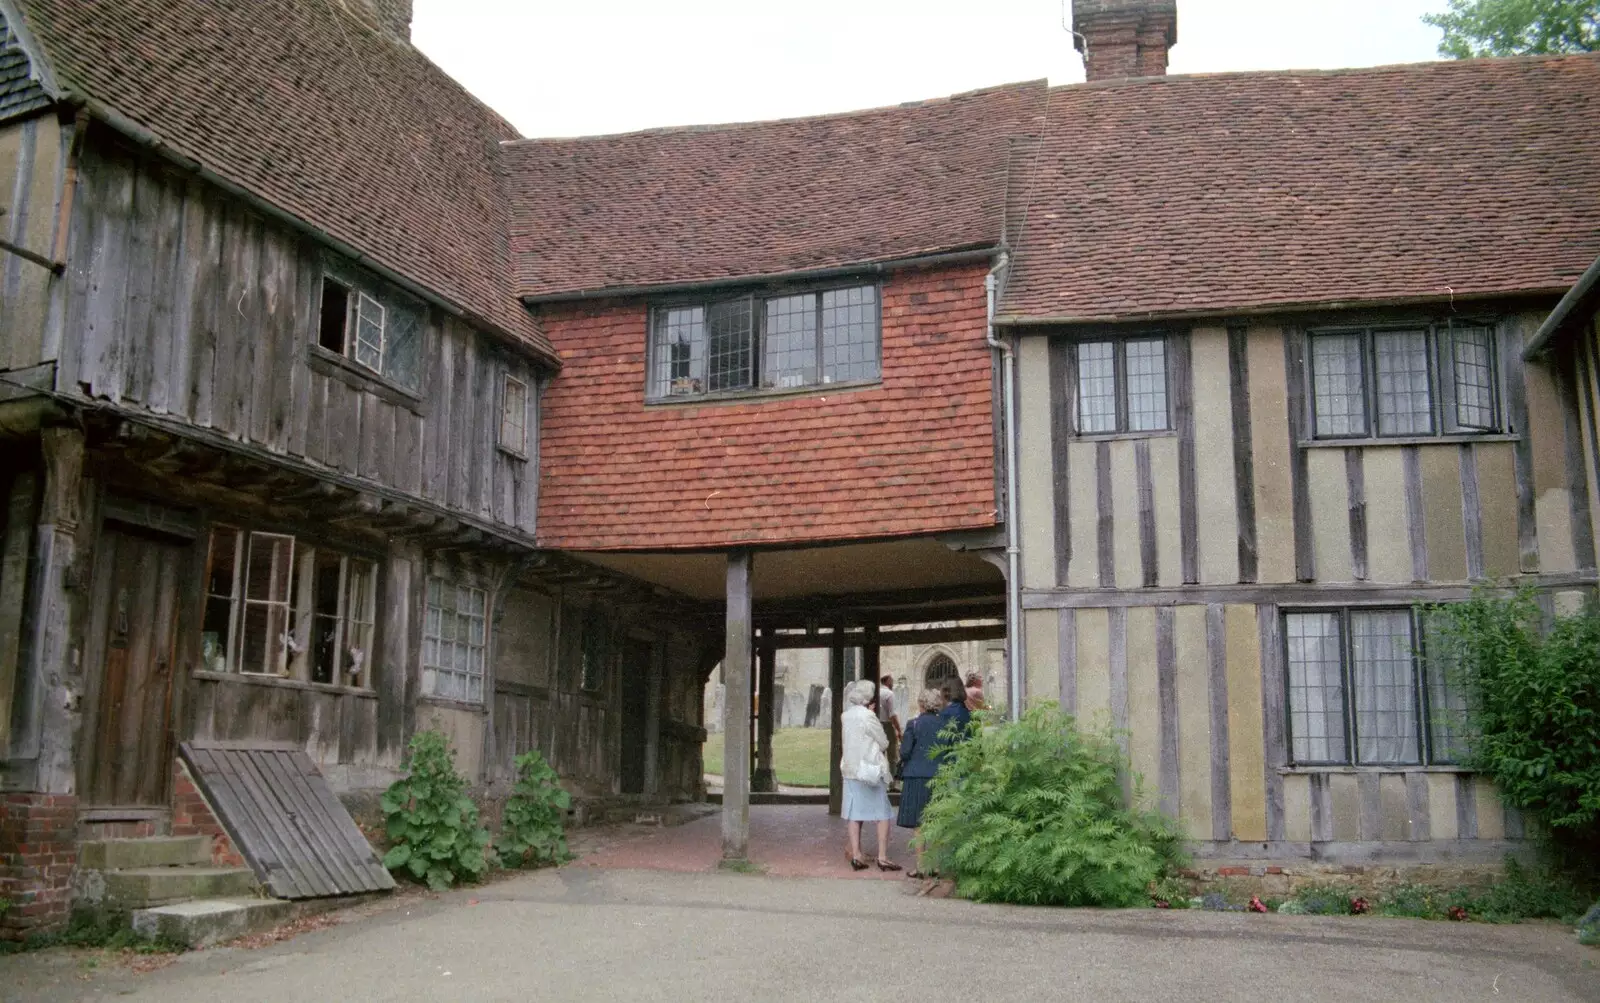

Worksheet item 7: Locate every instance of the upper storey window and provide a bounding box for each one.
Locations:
[1309,325,1499,439]
[1073,336,1171,434]
[648,284,880,401]
[316,264,423,393]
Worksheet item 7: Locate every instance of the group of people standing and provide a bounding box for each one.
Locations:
[839,670,985,876]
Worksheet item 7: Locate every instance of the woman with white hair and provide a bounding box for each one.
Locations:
[840,678,900,872]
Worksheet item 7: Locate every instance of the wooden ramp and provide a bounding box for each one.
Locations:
[179,741,395,899]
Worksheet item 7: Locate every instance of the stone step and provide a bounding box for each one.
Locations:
[131,897,313,949]
[78,836,213,870]
[100,866,260,909]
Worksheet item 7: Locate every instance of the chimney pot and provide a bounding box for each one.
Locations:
[1072,0,1177,82]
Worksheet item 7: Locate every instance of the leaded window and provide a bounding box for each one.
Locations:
[423,578,488,703]
[316,267,423,392]
[1308,325,1499,439]
[1073,336,1170,434]
[648,284,880,399]
[1283,607,1470,766]
[500,375,529,456]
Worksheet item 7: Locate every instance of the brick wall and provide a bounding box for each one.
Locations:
[536,262,999,550]
[171,760,245,868]
[0,793,78,939]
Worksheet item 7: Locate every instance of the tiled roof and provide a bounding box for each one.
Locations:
[535,264,1000,550]
[503,82,1048,300]
[10,0,554,362]
[999,54,1600,322]
[0,6,50,124]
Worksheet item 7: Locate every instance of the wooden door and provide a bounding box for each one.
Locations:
[84,526,185,807]
[618,639,652,795]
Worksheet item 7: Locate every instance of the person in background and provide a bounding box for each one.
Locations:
[840,679,900,872]
[877,674,901,777]
[896,686,946,878]
[937,675,971,740]
[964,671,987,713]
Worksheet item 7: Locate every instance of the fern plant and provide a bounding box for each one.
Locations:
[381,730,495,890]
[917,703,1186,907]
[496,749,572,868]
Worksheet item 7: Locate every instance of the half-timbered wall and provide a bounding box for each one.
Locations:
[1015,309,1596,859]
[0,110,68,371]
[56,134,541,536]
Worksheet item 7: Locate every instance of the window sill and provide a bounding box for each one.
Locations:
[497,444,529,463]
[417,694,487,714]
[1279,764,1469,774]
[1300,433,1518,449]
[1069,429,1178,443]
[307,345,425,415]
[191,669,376,698]
[645,378,880,407]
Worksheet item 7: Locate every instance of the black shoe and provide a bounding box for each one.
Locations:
[850,858,869,871]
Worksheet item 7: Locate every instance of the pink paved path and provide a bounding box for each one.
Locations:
[574,804,919,880]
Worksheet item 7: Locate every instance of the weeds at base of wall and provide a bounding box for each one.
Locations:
[716,858,766,876]
[0,910,187,956]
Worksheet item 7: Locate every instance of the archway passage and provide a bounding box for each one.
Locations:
[923,652,959,688]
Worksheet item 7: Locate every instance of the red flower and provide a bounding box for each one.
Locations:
[1448,906,1468,922]
[1248,895,1268,913]
[1351,897,1370,914]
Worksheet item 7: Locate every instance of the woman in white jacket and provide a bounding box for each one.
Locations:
[840,679,901,872]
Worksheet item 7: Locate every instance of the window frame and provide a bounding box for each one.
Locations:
[421,577,489,705]
[309,261,426,405]
[499,373,529,459]
[1305,323,1502,442]
[1067,333,1174,437]
[1281,605,1465,768]
[644,280,883,403]
[200,525,379,689]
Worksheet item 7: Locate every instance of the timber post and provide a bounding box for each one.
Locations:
[827,625,845,816]
[720,548,753,860]
[753,631,776,793]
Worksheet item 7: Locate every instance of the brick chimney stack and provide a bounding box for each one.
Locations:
[1072,0,1178,81]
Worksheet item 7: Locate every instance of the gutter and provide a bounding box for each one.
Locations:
[986,254,1024,723]
[1525,254,1600,360]
[74,99,562,372]
[519,246,1000,305]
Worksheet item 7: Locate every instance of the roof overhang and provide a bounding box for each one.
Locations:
[1525,254,1600,360]
[519,245,1002,306]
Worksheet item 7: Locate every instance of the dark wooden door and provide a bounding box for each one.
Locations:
[619,639,651,795]
[84,526,184,806]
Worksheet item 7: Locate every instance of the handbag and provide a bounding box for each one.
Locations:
[857,744,889,786]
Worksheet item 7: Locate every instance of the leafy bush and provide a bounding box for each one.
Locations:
[916,703,1187,907]
[1578,902,1599,946]
[495,750,571,868]
[381,730,494,890]
[1451,857,1592,924]
[1378,883,1450,920]
[1286,882,1358,916]
[1429,591,1600,861]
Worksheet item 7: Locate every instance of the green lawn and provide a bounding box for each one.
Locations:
[702,727,832,788]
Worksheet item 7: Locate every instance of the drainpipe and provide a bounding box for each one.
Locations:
[986,257,1024,722]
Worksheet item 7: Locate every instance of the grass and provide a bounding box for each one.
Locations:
[702,727,832,788]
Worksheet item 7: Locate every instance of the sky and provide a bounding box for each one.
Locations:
[412,0,1448,139]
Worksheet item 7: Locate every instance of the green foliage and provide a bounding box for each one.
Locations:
[495,750,571,869]
[1424,0,1599,57]
[0,911,187,955]
[1428,591,1600,860]
[1578,902,1599,945]
[380,730,494,891]
[1284,883,1358,916]
[916,703,1187,907]
[1378,883,1453,920]
[1455,857,1592,923]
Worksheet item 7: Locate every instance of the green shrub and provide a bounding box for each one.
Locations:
[1378,883,1449,920]
[1287,882,1357,916]
[1451,857,1592,924]
[495,750,571,868]
[1429,591,1600,861]
[916,703,1187,907]
[0,911,187,955]
[1578,902,1599,946]
[381,730,494,890]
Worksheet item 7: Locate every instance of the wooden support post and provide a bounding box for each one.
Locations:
[643,632,665,797]
[753,632,777,793]
[720,549,753,860]
[863,625,880,703]
[828,629,846,816]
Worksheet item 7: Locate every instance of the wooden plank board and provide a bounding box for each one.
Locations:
[1283,327,1315,582]
[142,170,183,414]
[1057,607,1077,716]
[1257,604,1286,842]
[1556,361,1597,571]
[1205,603,1232,841]
[303,370,328,466]
[1096,441,1114,587]
[1402,446,1429,581]
[1155,606,1180,818]
[1345,448,1368,581]
[1501,322,1540,572]
[183,184,222,426]
[1173,333,1199,584]
[86,155,134,401]
[1048,338,1073,586]
[1229,327,1259,583]
[285,247,316,457]
[424,320,454,503]
[250,229,285,448]
[1460,443,1486,580]
[1134,440,1158,587]
[181,741,395,898]
[120,165,159,404]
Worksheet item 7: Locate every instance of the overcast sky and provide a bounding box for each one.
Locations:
[412,0,1448,138]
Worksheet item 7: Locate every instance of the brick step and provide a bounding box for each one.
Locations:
[131,896,354,948]
[78,836,213,870]
[99,866,260,909]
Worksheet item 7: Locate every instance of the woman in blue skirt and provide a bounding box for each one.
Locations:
[896,687,946,877]
[839,679,900,872]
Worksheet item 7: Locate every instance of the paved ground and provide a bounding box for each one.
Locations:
[3,806,1596,1002]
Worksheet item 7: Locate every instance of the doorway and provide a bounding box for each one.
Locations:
[619,638,652,795]
[81,524,186,807]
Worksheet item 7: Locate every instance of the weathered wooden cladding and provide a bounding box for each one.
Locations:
[1228,327,1259,583]
[1,113,68,372]
[59,136,540,536]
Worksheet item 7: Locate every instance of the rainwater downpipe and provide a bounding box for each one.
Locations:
[986,259,1024,722]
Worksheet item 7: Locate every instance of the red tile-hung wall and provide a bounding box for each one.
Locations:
[536,262,999,550]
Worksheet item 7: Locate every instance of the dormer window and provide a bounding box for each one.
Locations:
[314,264,423,392]
[647,283,880,401]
